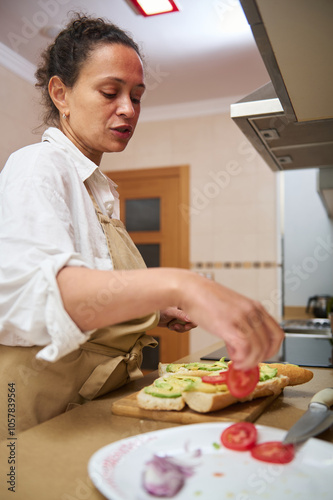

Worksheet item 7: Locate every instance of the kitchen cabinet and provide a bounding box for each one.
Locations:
[231,0,333,173]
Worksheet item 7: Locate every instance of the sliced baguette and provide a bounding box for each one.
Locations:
[183,375,289,413]
[137,363,313,414]
[159,361,313,387]
[158,360,228,378]
[136,390,185,411]
[182,390,238,413]
[260,363,313,386]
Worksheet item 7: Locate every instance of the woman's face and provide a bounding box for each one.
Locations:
[62,43,145,164]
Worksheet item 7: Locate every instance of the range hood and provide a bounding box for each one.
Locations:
[231,0,333,173]
[231,82,333,172]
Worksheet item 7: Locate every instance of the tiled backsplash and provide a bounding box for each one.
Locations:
[191,261,281,269]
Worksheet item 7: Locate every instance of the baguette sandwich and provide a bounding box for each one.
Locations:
[158,358,229,378]
[137,361,313,414]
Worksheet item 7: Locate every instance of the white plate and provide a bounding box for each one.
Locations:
[88,422,333,500]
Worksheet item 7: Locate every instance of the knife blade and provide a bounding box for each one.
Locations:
[283,388,333,445]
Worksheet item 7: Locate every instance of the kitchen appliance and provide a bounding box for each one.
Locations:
[280,319,333,367]
[201,318,333,368]
[306,295,333,318]
[281,318,331,334]
[283,388,333,444]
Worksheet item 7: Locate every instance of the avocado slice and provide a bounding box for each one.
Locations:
[144,375,201,398]
[166,358,228,373]
[259,365,278,381]
[144,385,182,398]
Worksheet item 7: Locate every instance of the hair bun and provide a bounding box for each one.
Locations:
[35,13,142,126]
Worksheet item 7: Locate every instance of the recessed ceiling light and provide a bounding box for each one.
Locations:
[128,0,180,17]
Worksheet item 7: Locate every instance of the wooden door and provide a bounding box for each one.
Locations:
[105,166,190,368]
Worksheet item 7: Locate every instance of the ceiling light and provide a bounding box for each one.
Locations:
[128,0,180,17]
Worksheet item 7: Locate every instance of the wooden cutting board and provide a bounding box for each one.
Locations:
[112,390,281,424]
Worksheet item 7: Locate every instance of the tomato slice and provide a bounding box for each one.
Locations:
[201,371,228,384]
[226,364,259,398]
[221,422,257,451]
[250,441,295,464]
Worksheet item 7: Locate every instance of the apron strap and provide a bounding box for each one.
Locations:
[78,182,160,400]
[85,180,147,271]
[78,335,158,400]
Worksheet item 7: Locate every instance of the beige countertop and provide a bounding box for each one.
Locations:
[1,341,332,500]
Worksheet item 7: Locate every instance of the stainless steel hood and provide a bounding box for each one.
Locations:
[231,0,333,173]
[231,82,333,172]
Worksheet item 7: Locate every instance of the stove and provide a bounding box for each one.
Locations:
[201,318,333,368]
[280,318,331,335]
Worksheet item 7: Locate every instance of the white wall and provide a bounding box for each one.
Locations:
[283,168,333,306]
[0,65,42,170]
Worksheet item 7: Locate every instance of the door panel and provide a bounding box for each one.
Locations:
[106,166,190,368]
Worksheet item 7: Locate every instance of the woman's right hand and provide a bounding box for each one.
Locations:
[177,271,284,371]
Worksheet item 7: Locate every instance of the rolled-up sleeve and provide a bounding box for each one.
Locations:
[0,154,97,362]
[37,257,94,361]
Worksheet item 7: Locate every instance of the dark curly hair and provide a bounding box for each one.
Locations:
[35,13,142,126]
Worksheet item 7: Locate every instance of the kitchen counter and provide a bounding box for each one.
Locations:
[1,341,332,500]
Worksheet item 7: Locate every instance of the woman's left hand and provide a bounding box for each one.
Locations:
[158,307,197,332]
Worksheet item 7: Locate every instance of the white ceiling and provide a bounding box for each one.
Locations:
[0,0,270,117]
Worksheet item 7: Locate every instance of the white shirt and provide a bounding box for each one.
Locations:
[0,127,120,362]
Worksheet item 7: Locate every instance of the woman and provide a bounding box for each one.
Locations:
[0,14,284,435]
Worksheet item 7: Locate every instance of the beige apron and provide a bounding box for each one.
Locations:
[0,188,159,438]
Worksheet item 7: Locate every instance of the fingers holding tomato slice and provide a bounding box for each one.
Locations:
[226,363,259,398]
[221,422,257,451]
[250,441,295,464]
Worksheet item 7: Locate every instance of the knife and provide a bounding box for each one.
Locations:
[283,388,333,445]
